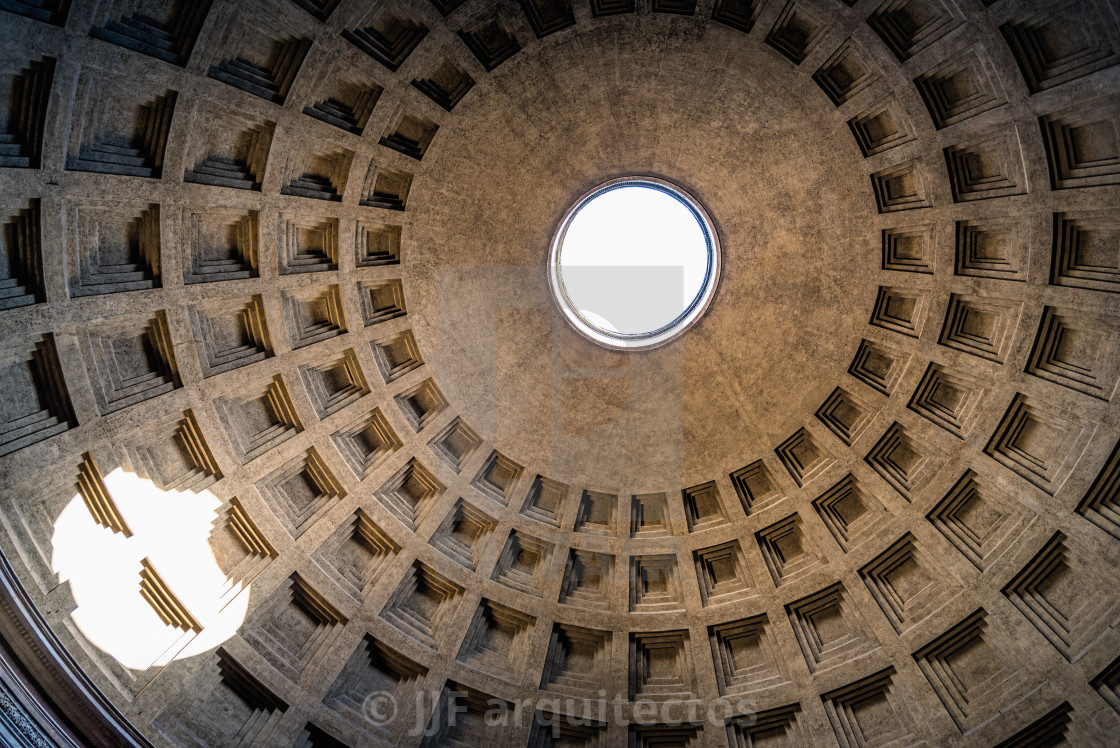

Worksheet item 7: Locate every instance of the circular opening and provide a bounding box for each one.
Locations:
[548,177,720,350]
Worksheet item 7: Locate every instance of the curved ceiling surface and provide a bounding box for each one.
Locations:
[409,27,876,488]
[0,0,1118,747]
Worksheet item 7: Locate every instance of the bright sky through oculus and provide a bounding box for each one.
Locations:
[550,179,719,349]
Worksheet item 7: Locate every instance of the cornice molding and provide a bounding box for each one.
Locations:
[0,550,152,748]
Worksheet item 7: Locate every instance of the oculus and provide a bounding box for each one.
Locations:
[548,177,720,350]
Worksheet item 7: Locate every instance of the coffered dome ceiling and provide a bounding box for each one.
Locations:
[0,0,1118,746]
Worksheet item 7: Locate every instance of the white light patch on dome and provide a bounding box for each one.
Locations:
[51,469,249,671]
[549,178,720,350]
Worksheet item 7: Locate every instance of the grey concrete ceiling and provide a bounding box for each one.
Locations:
[0,0,1118,746]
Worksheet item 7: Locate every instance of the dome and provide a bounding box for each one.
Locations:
[0,1,1118,746]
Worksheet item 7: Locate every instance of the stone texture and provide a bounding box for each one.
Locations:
[0,1,1118,747]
